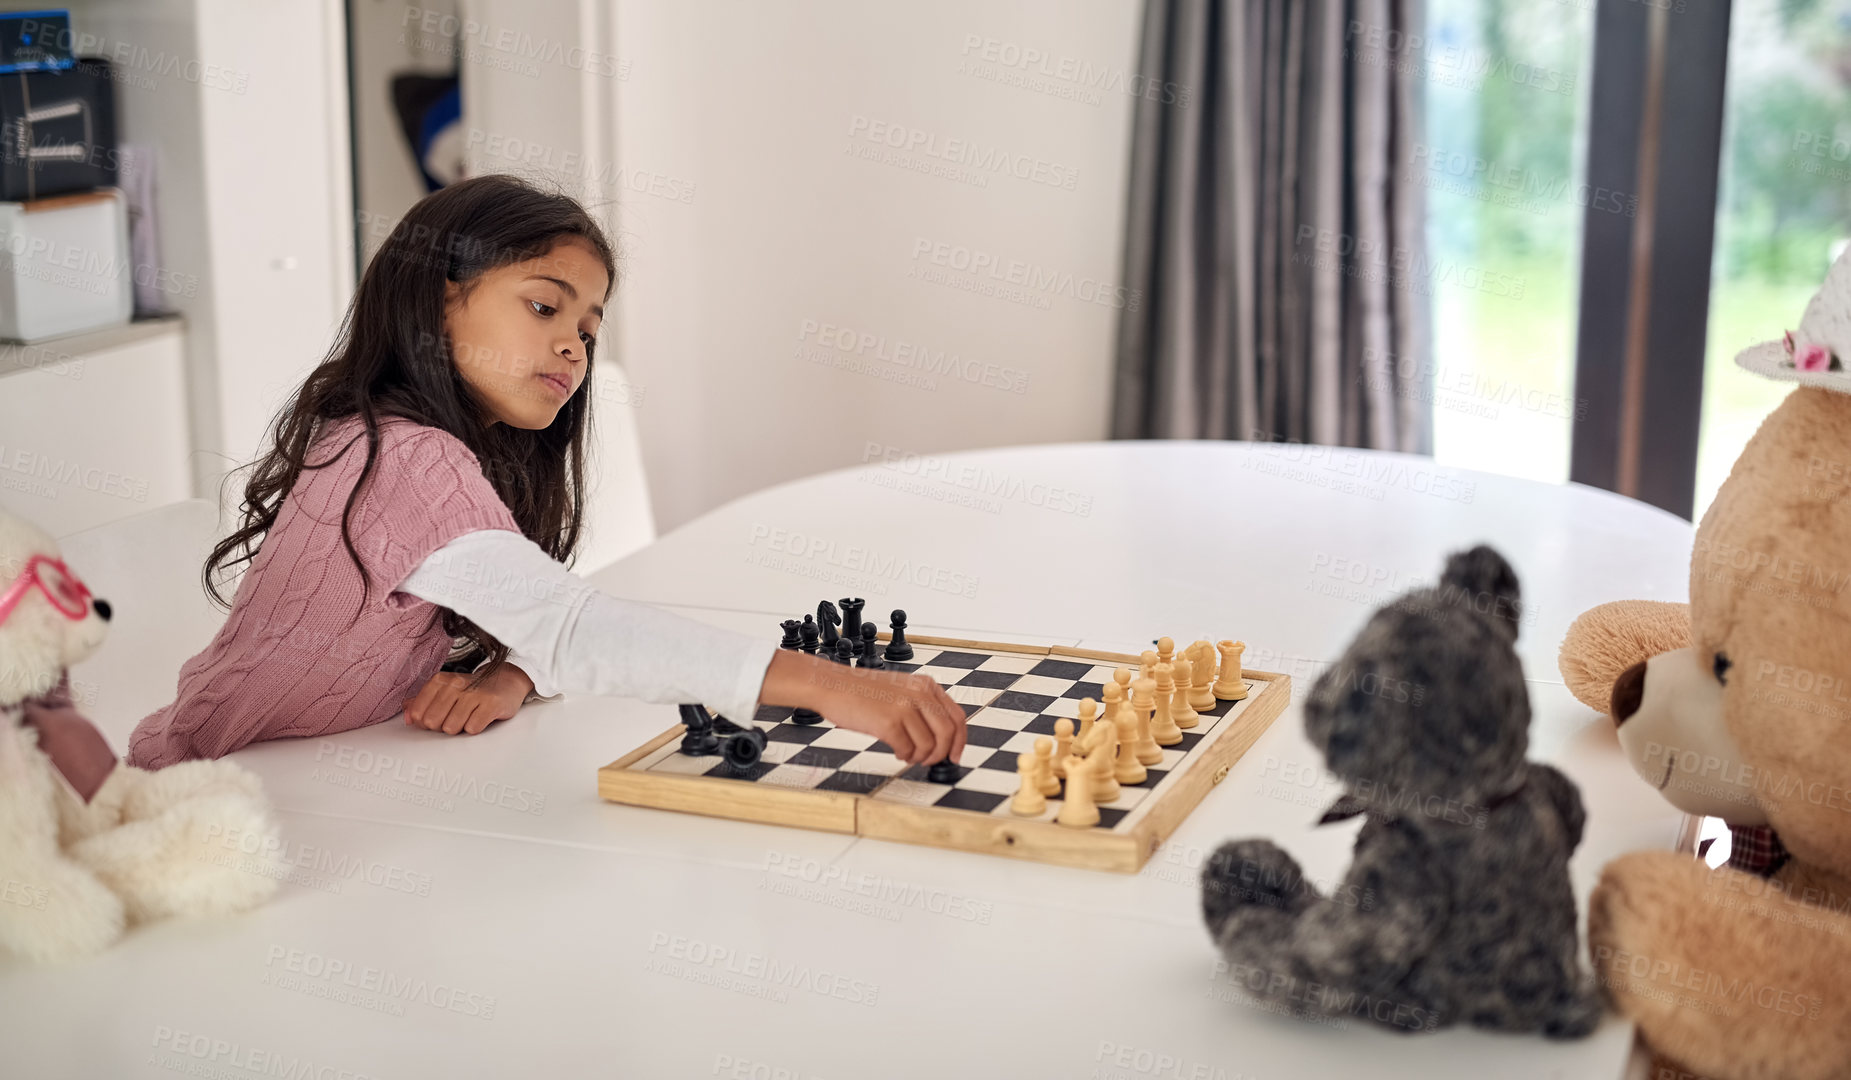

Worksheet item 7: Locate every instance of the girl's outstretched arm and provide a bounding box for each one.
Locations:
[394,528,967,764]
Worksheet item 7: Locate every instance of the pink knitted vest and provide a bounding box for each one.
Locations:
[125,415,520,768]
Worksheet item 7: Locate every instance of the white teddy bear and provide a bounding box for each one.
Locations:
[0,506,283,963]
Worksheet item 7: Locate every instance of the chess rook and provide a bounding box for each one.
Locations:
[1214,639,1249,700]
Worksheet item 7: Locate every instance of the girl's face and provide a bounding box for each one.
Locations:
[444,237,609,429]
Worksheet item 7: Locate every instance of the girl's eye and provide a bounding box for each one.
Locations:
[529,300,556,317]
[580,330,595,347]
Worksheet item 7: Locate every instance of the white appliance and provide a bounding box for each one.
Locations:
[0,187,133,342]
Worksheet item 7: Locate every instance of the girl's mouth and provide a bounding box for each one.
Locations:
[537,372,571,398]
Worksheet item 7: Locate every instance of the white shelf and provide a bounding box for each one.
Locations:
[0,315,184,379]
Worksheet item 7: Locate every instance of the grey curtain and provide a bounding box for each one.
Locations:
[1112,0,1431,452]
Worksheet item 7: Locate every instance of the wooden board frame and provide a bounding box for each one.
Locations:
[598,633,1290,872]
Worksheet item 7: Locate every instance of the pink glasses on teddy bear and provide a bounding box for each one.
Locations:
[0,554,94,626]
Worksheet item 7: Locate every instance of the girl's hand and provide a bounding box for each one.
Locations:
[402,664,535,736]
[756,649,967,766]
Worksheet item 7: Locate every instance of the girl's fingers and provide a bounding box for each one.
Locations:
[442,698,476,735]
[895,704,934,766]
[881,718,915,763]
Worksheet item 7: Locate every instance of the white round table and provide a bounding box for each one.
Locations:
[4,442,1692,1080]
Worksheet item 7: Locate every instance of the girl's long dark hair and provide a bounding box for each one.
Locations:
[203,173,617,690]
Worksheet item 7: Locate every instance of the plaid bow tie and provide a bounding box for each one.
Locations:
[1706,824,1790,877]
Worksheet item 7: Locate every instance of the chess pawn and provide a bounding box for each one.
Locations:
[1113,666,1133,706]
[1091,720,1123,801]
[1170,657,1200,729]
[1150,663,1183,745]
[1214,639,1249,701]
[1129,677,1163,765]
[883,609,913,661]
[1139,649,1158,683]
[1011,752,1047,816]
[1081,691,1108,750]
[1053,717,1075,779]
[1156,636,1175,669]
[1056,750,1099,828]
[1109,693,1146,786]
[1034,737,1060,797]
[1187,639,1216,710]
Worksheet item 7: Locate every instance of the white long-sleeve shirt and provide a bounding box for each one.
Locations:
[395,528,779,723]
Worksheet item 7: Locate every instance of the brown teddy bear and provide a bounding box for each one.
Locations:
[1559,251,1851,1079]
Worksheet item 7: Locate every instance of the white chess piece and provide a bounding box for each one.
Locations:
[1092,717,1123,801]
[1214,639,1249,701]
[1130,676,1163,766]
[1034,737,1060,797]
[1056,751,1099,827]
[1109,691,1145,786]
[1011,751,1046,816]
[1187,640,1217,710]
[1170,656,1200,729]
[1150,663,1183,745]
[1053,716,1075,779]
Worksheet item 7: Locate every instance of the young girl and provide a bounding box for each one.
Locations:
[126,174,966,772]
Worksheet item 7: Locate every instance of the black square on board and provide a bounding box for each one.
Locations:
[1029,658,1092,680]
[787,745,858,769]
[1061,682,1106,700]
[928,651,987,669]
[705,759,776,781]
[1023,715,1065,735]
[754,705,796,724]
[766,724,830,745]
[935,788,1007,813]
[975,749,1020,771]
[991,690,1057,714]
[1096,807,1129,829]
[962,724,1016,749]
[959,702,983,719]
[957,669,1020,690]
[816,771,889,795]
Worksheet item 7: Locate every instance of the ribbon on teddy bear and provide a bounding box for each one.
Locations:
[12,670,117,803]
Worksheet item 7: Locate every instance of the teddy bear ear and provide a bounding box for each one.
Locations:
[1440,544,1522,636]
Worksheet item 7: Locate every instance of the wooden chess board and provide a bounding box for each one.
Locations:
[597,633,1290,872]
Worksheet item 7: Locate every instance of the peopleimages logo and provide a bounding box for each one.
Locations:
[908,237,1140,311]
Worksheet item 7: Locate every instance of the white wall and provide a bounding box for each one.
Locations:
[607,0,1141,532]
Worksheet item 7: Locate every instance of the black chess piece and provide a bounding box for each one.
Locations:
[857,622,884,669]
[779,619,802,649]
[884,609,913,661]
[838,598,866,650]
[832,637,855,665]
[721,726,769,773]
[818,601,841,647]
[677,704,720,755]
[926,755,961,783]
[799,615,819,654]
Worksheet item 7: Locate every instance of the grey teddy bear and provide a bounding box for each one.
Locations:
[1200,545,1602,1038]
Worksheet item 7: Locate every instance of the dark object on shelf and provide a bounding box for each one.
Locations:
[1,11,74,74]
[885,610,913,661]
[389,72,461,192]
[0,55,119,200]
